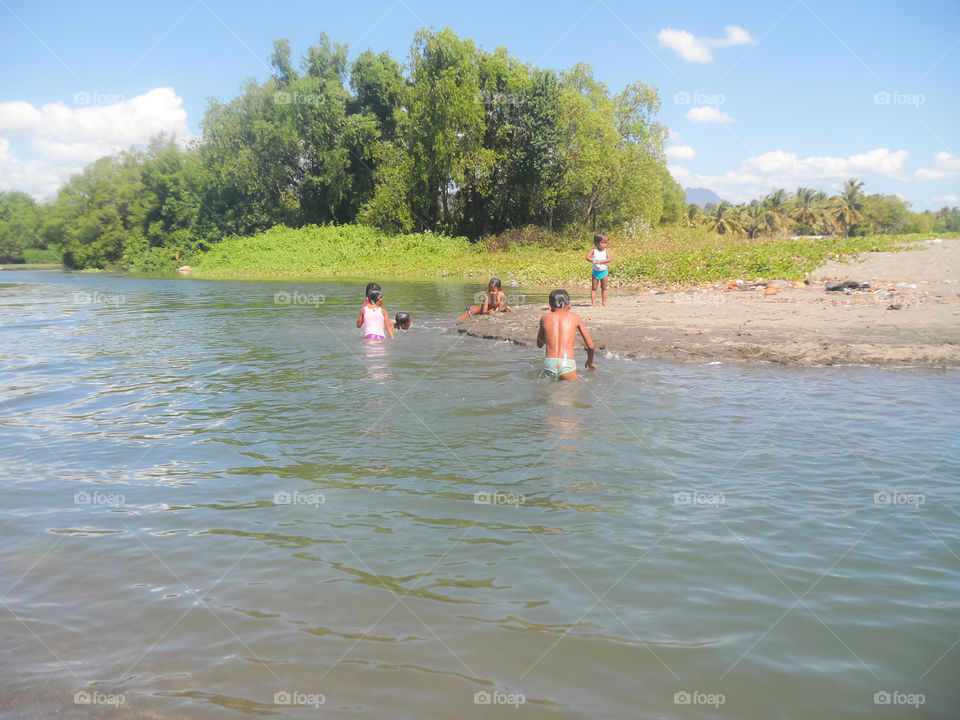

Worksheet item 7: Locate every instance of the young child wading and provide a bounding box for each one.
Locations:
[357,288,394,340]
[586,232,611,306]
[537,289,596,381]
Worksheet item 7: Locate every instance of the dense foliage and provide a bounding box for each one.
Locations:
[0,28,956,271]
[2,28,674,270]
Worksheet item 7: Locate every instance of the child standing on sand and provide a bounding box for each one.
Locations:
[586,233,611,306]
[357,289,394,340]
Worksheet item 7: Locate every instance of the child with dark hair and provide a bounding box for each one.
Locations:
[586,233,611,306]
[363,282,382,307]
[357,288,394,340]
[536,289,596,380]
[394,312,411,330]
[456,278,512,320]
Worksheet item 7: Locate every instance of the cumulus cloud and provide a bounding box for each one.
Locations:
[915,152,960,180]
[658,25,757,63]
[665,144,696,161]
[686,106,735,123]
[930,193,958,205]
[668,147,911,203]
[0,87,191,197]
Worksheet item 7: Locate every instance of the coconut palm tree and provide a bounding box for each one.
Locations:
[792,186,820,230]
[706,201,744,236]
[684,204,703,228]
[761,188,791,236]
[833,178,865,236]
[740,203,765,238]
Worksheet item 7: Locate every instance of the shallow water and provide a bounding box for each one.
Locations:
[1,271,958,719]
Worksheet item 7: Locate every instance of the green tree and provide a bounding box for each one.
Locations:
[0,191,42,262]
[706,201,743,236]
[833,177,865,237]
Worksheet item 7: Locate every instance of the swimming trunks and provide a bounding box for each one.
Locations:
[364,333,385,340]
[465,306,474,316]
[592,268,608,281]
[543,357,577,379]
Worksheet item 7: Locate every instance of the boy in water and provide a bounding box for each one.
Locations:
[536,289,596,381]
[394,312,411,330]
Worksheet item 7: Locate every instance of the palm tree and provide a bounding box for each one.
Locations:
[761,188,791,236]
[740,203,765,238]
[792,186,820,230]
[684,204,703,228]
[706,201,744,236]
[833,178,865,236]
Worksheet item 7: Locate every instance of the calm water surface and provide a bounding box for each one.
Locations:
[1,271,958,719]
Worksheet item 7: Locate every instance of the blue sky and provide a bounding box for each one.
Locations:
[1,0,958,207]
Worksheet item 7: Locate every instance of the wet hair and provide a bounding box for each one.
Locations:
[488,278,502,289]
[549,289,570,309]
[395,312,411,328]
[594,232,608,247]
[365,282,382,299]
[367,289,383,304]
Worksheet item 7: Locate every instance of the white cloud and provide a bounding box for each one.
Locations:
[686,106,735,123]
[668,147,911,203]
[930,194,958,205]
[665,144,696,161]
[0,87,192,198]
[915,152,960,180]
[658,25,757,63]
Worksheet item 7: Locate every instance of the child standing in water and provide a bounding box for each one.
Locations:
[357,289,394,340]
[537,289,596,381]
[586,233,611,306]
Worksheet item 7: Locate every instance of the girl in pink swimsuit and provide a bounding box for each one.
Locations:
[356,289,394,340]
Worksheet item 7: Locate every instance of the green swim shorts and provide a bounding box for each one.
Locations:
[543,357,577,379]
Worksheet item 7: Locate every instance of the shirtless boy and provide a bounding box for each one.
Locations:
[536,289,597,381]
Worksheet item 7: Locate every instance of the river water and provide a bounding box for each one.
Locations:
[1,271,958,719]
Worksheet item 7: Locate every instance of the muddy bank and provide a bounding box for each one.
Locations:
[456,238,960,368]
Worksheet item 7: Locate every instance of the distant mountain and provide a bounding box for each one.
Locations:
[684,187,723,207]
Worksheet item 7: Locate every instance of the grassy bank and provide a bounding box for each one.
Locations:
[191,223,955,286]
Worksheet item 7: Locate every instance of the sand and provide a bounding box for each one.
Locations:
[456,237,960,368]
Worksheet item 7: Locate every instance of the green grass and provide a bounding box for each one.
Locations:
[191,223,957,287]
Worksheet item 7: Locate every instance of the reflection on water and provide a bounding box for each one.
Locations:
[1,271,958,719]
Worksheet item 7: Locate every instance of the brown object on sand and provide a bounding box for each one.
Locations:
[764,286,779,296]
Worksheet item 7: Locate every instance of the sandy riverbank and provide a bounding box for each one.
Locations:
[456,238,960,368]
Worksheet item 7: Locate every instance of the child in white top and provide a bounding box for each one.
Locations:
[586,232,611,306]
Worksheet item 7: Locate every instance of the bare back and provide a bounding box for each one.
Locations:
[539,308,585,359]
